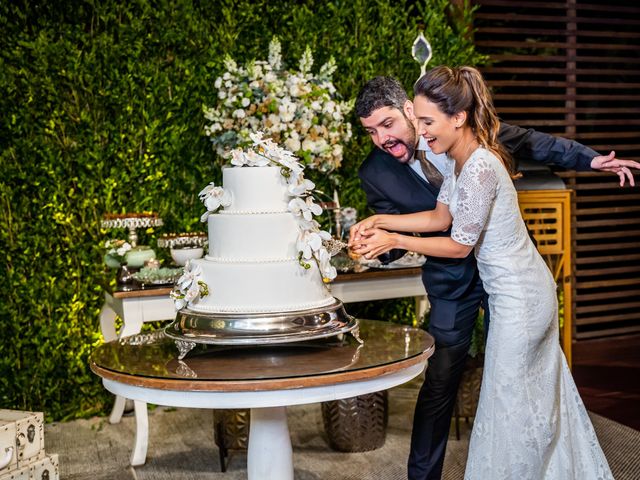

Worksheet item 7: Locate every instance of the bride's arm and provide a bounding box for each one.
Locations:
[349,202,452,243]
[375,202,452,232]
[352,228,473,259]
[393,233,472,258]
[354,152,504,260]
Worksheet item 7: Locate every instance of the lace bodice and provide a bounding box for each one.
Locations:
[437,147,530,260]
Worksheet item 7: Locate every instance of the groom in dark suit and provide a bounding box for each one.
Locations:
[354,76,639,480]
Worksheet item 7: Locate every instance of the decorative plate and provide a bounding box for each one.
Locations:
[132,267,183,286]
[157,232,208,249]
[362,252,426,270]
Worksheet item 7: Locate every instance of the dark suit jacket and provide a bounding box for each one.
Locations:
[358,122,597,323]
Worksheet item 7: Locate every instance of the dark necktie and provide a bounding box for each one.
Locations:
[415,150,444,189]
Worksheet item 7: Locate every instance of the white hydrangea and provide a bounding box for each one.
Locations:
[284,137,301,153]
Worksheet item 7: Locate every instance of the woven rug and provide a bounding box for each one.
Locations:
[46,383,639,479]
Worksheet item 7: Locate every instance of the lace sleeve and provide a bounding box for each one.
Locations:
[436,170,454,205]
[451,156,498,246]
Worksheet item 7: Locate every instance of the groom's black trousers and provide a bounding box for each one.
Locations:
[407,277,487,480]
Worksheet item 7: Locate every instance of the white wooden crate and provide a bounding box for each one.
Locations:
[0,454,58,480]
[0,467,29,480]
[30,454,59,480]
[0,411,44,472]
[0,419,18,473]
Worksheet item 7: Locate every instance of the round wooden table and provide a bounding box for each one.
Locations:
[91,319,434,480]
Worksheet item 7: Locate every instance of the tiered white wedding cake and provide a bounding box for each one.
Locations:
[166,133,356,352]
[182,165,336,313]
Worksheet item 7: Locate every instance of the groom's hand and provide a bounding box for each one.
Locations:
[590,150,640,187]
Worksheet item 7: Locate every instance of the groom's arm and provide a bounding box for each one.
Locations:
[358,168,408,264]
[499,122,640,185]
[498,122,597,171]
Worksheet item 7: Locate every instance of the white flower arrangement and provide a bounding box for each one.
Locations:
[103,239,132,268]
[203,37,353,173]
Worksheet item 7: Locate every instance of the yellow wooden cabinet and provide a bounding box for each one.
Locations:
[517,189,573,367]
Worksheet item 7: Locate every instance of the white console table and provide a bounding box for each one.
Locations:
[99,266,428,466]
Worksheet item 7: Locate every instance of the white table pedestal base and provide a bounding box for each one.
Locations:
[248,407,293,480]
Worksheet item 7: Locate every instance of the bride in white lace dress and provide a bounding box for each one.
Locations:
[349,66,613,479]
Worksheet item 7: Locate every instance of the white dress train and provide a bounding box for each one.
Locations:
[437,147,613,480]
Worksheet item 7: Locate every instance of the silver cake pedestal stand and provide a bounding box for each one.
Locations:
[164,299,360,359]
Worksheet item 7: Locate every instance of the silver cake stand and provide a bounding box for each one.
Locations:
[164,299,360,359]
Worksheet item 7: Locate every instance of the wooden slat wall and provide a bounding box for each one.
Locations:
[472,0,640,340]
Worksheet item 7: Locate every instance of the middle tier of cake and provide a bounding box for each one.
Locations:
[207,211,299,261]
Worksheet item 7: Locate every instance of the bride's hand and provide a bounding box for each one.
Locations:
[348,215,379,247]
[350,228,397,259]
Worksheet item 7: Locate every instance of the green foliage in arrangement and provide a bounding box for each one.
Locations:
[0,0,485,420]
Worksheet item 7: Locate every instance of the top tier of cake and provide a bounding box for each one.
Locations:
[221,166,289,214]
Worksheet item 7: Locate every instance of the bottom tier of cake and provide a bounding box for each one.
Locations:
[188,257,335,314]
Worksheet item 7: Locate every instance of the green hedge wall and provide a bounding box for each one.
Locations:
[0,0,485,420]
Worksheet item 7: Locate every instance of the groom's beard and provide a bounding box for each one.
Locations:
[381,120,418,164]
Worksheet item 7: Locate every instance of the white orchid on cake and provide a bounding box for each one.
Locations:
[198,183,232,222]
[170,260,209,310]
[203,37,353,173]
[317,248,337,282]
[287,177,316,197]
[288,196,322,222]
